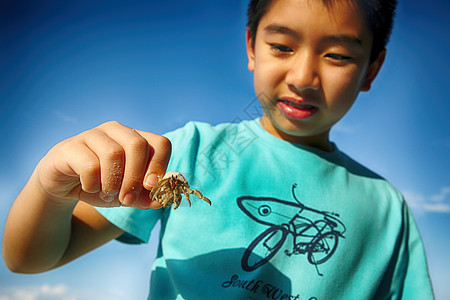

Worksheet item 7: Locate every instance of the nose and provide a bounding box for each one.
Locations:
[285,51,320,93]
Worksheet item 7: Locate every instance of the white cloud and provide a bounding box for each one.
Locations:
[0,284,126,300]
[430,186,450,203]
[403,186,450,214]
[0,284,75,300]
[53,110,78,124]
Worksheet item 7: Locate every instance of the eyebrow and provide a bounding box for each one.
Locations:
[263,24,301,40]
[323,35,363,47]
[263,23,363,48]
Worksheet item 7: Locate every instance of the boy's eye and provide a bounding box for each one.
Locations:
[325,53,352,61]
[270,44,293,53]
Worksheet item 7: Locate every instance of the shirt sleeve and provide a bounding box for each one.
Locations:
[95,206,162,244]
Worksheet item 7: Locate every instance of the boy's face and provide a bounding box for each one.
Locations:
[246,0,385,151]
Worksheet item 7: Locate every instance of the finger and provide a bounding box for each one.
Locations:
[100,122,151,206]
[79,128,125,203]
[125,188,159,209]
[134,130,172,190]
[53,140,102,197]
[147,200,163,209]
[77,189,122,207]
[134,187,163,209]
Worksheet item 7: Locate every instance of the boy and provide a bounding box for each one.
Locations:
[3,0,434,299]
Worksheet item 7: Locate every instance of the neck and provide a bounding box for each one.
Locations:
[259,117,334,152]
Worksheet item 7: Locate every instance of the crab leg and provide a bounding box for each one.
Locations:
[188,189,212,206]
[183,193,192,207]
[149,178,169,201]
[147,171,212,209]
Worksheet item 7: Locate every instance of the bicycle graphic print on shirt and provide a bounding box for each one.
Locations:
[237,184,347,276]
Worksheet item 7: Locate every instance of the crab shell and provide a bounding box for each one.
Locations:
[150,171,211,210]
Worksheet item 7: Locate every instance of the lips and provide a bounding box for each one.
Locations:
[278,98,318,119]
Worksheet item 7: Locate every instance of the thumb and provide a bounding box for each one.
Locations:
[135,130,172,190]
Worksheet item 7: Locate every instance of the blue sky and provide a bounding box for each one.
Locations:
[0,0,449,299]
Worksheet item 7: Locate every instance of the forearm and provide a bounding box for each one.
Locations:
[3,121,170,273]
[2,169,77,273]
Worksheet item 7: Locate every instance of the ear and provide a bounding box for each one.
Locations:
[360,50,386,92]
[246,28,255,72]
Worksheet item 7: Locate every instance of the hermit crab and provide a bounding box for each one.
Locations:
[149,171,212,210]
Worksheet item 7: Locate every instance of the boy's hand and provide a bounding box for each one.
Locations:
[36,121,171,209]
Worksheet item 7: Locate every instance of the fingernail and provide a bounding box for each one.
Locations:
[100,191,117,203]
[123,192,138,206]
[145,173,159,188]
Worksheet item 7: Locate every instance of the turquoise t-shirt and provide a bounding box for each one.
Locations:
[97,119,434,300]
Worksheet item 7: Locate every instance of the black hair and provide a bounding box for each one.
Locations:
[247,0,398,62]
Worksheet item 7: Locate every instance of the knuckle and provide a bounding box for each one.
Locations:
[157,136,172,150]
[76,129,94,140]
[149,136,171,171]
[149,159,166,174]
[126,135,149,153]
[97,120,125,132]
[83,160,101,175]
[102,146,125,162]
[103,120,122,128]
[123,175,143,190]
[78,127,106,142]
[79,161,101,193]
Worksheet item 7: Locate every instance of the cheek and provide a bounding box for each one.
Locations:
[323,68,364,106]
[253,62,284,93]
[252,69,267,95]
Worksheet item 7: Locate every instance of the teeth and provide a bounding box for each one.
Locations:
[282,100,314,109]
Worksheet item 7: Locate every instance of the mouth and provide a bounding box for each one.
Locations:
[278,98,318,119]
[280,100,316,110]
